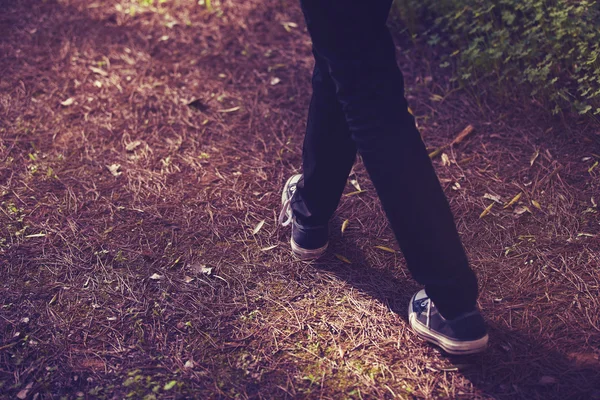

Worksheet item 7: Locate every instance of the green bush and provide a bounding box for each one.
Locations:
[395,0,600,117]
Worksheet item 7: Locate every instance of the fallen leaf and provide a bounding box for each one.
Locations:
[25,233,45,238]
[89,66,108,76]
[106,164,122,177]
[374,245,396,253]
[125,140,142,151]
[531,200,541,210]
[428,147,446,159]
[589,160,599,173]
[335,254,352,264]
[538,376,557,385]
[200,265,213,275]
[218,106,241,113]
[530,149,540,166]
[60,97,75,106]
[164,380,177,390]
[21,317,30,323]
[270,77,281,86]
[350,178,361,191]
[149,273,163,280]
[281,21,298,32]
[504,192,522,209]
[260,244,278,251]
[483,193,502,204]
[567,352,600,366]
[577,232,595,238]
[592,197,597,207]
[16,383,33,400]
[341,219,349,234]
[441,153,451,166]
[184,360,194,368]
[452,182,461,191]
[451,124,474,145]
[345,190,366,196]
[430,94,444,102]
[184,276,194,283]
[93,80,102,88]
[253,220,265,235]
[106,316,117,321]
[479,203,494,218]
[514,206,530,215]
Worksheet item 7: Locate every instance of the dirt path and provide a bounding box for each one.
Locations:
[1,0,599,398]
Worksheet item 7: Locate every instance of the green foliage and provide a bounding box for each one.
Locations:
[395,0,600,117]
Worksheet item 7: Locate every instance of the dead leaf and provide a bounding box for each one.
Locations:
[479,203,494,218]
[253,220,265,235]
[184,360,194,369]
[89,66,108,76]
[514,206,530,215]
[538,376,557,385]
[350,178,361,191]
[200,265,213,275]
[260,244,278,251]
[16,383,33,400]
[430,94,444,102]
[531,200,541,210]
[428,146,446,159]
[483,193,502,204]
[452,182,461,191]
[504,192,522,209]
[149,273,163,280]
[441,153,451,166]
[451,124,474,145]
[334,254,352,264]
[270,77,281,86]
[60,97,75,106]
[374,245,396,253]
[106,164,122,177]
[184,276,194,283]
[125,140,142,152]
[218,106,241,113]
[530,149,540,167]
[341,219,349,234]
[345,190,366,196]
[567,352,600,366]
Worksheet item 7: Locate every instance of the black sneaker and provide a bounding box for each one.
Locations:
[408,289,488,355]
[279,174,328,260]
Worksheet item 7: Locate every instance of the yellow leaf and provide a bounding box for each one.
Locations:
[407,107,414,115]
[504,192,522,209]
[531,200,541,210]
[374,245,396,253]
[252,220,265,235]
[218,106,241,113]
[341,219,349,234]
[335,254,352,264]
[451,125,474,145]
[345,190,366,197]
[530,149,540,167]
[441,153,451,166]
[428,147,445,159]
[479,203,494,218]
[60,97,75,106]
[588,160,599,173]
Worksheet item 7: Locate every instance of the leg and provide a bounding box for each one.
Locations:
[299,0,477,318]
[291,51,357,227]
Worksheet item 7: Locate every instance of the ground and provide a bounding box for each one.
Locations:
[1,0,599,399]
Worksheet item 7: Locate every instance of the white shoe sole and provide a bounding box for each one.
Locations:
[408,300,489,355]
[291,238,328,261]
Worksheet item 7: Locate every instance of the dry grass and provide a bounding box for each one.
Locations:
[1,0,599,399]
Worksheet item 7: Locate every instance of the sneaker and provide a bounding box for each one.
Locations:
[278,174,328,260]
[408,289,488,355]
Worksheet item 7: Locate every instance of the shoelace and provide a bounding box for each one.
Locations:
[278,198,293,227]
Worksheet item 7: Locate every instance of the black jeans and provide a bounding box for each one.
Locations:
[293,0,478,318]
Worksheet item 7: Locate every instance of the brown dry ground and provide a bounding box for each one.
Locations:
[1,0,600,399]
